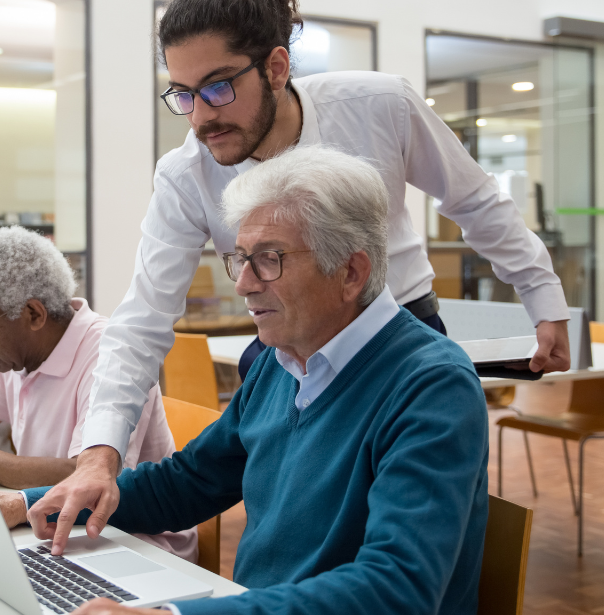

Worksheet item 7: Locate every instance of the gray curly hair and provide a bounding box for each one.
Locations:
[0,226,76,321]
[221,145,389,306]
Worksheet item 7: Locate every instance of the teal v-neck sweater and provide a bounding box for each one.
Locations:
[27,309,489,615]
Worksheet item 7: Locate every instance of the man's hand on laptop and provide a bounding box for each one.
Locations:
[74,598,156,615]
[28,445,121,555]
[530,320,571,373]
[0,492,27,528]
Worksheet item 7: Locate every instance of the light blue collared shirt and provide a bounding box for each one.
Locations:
[276,286,401,411]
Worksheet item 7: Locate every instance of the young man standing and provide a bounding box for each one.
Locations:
[30,0,570,553]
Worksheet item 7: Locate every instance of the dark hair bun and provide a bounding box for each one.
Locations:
[159,0,304,71]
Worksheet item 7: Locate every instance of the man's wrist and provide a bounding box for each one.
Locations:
[0,492,28,527]
[77,445,120,479]
[535,319,569,326]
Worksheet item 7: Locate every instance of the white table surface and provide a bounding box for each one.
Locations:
[208,336,604,390]
[1,488,246,615]
[208,335,256,366]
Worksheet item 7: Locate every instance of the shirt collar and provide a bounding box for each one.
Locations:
[33,298,97,379]
[233,81,320,176]
[276,285,400,378]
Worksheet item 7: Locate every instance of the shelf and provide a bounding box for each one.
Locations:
[0,222,54,234]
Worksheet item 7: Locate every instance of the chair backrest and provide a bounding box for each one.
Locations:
[163,332,220,410]
[187,266,216,299]
[163,396,223,574]
[590,321,604,343]
[477,494,533,615]
[565,322,604,416]
[568,378,604,416]
[163,396,222,451]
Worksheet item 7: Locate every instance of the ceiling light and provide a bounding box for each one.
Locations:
[501,134,517,143]
[512,82,534,92]
[0,48,3,55]
[426,98,435,107]
[476,118,487,127]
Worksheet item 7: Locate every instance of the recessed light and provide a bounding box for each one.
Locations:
[426,98,435,107]
[512,82,534,92]
[476,119,487,127]
[502,134,517,143]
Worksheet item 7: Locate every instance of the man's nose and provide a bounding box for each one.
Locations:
[235,262,265,297]
[190,94,220,126]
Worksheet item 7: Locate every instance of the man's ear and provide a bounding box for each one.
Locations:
[342,251,372,305]
[264,46,291,92]
[23,300,48,332]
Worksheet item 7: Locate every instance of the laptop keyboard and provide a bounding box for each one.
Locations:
[18,546,139,614]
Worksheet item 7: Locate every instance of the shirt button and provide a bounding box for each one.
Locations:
[303,399,310,408]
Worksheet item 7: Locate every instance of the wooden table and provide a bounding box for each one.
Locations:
[175,315,257,337]
[0,488,246,615]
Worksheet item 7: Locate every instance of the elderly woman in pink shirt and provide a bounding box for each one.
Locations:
[0,226,197,563]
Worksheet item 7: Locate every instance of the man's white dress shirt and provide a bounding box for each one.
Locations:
[276,286,401,411]
[84,70,569,462]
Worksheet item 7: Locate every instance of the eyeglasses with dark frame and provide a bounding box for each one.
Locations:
[160,59,262,115]
[223,249,311,283]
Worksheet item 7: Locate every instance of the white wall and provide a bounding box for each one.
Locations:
[90,0,155,316]
[89,0,604,316]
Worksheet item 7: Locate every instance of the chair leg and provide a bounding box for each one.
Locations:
[511,406,538,497]
[562,439,578,515]
[578,437,586,557]
[522,432,538,498]
[498,425,503,497]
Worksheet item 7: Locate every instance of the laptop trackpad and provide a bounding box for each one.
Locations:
[79,552,165,578]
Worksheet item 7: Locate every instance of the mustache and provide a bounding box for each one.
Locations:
[196,121,240,140]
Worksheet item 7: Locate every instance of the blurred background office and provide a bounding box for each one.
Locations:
[3,0,604,324]
[4,2,604,613]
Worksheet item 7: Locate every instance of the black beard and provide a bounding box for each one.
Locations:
[196,77,278,166]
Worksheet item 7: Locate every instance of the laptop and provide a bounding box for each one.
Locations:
[0,515,213,615]
[457,335,543,380]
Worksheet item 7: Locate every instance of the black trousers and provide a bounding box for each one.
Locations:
[238,312,447,382]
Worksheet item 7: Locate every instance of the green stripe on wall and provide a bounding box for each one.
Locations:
[555,208,604,215]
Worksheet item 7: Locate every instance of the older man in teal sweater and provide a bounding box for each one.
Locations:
[5,145,489,615]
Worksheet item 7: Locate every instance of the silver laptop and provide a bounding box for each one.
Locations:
[0,515,213,614]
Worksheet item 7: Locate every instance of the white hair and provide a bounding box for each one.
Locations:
[221,145,389,306]
[0,226,76,321]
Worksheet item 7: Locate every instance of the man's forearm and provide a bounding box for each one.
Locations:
[0,451,77,489]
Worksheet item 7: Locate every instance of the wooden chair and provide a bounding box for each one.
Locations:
[163,396,223,574]
[163,332,220,411]
[590,321,604,344]
[497,321,604,556]
[477,495,533,615]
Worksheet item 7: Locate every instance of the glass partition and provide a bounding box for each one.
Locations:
[291,17,376,76]
[0,0,89,298]
[425,32,594,314]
